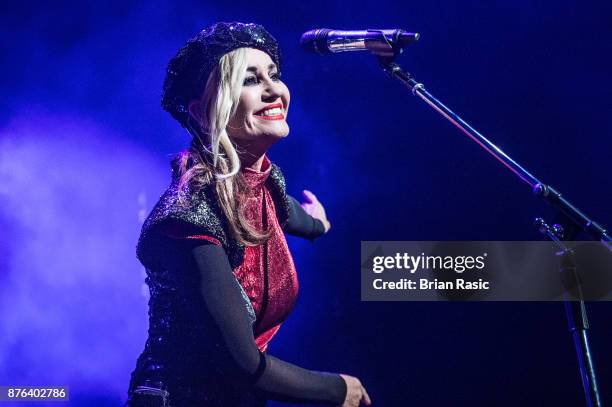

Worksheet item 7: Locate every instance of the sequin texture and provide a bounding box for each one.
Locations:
[234,156,299,353]
[128,159,292,406]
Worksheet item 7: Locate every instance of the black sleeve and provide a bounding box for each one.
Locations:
[284,195,326,240]
[191,243,347,405]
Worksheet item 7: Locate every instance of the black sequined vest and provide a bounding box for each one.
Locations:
[127,163,291,406]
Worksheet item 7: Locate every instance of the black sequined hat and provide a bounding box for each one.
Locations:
[162,22,282,129]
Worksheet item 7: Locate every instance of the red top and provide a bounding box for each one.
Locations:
[179,156,299,352]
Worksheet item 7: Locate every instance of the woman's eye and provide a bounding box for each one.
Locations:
[243,76,258,86]
[270,72,281,81]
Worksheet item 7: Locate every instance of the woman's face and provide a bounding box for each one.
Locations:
[227,48,290,146]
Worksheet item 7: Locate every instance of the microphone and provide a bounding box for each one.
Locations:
[300,28,420,56]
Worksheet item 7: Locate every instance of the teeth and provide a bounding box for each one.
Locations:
[257,107,283,116]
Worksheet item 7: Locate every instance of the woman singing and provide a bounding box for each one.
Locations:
[126,22,371,407]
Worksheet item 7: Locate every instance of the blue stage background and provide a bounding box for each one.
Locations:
[1,1,610,405]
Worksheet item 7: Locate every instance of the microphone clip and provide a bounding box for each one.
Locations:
[364,29,406,57]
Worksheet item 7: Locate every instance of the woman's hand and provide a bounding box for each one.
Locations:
[300,190,331,233]
[339,374,371,406]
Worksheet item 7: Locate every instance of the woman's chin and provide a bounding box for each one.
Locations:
[264,131,289,144]
[266,124,290,140]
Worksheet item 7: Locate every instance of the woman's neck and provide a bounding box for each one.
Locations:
[240,153,267,172]
[233,138,274,172]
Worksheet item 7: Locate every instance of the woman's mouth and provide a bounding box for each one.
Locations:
[254,103,285,121]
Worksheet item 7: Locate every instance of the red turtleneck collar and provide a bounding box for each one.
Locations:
[241,155,272,191]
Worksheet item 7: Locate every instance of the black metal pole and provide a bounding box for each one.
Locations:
[566,301,602,407]
[557,246,602,407]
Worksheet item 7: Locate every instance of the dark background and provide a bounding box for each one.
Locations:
[1,0,610,405]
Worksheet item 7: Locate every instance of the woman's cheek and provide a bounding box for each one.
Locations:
[245,115,254,131]
[282,83,290,110]
[236,105,250,131]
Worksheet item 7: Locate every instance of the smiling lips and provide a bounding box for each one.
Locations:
[254,103,285,121]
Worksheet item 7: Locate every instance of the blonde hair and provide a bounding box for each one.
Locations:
[176,48,270,246]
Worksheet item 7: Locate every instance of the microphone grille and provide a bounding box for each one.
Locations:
[300,29,332,54]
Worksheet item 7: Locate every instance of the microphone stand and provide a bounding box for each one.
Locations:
[377,55,610,245]
[373,42,608,406]
[535,218,602,407]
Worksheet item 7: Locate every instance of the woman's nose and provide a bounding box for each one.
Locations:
[262,78,283,101]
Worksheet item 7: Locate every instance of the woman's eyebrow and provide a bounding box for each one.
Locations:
[246,64,277,73]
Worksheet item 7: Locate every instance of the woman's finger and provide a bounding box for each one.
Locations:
[302,189,317,203]
[361,386,372,405]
